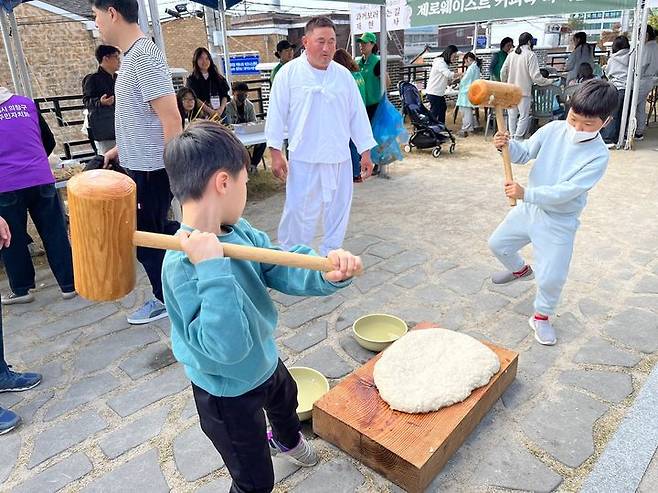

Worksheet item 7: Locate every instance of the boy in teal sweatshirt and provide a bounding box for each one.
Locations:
[488,79,618,346]
[161,121,361,492]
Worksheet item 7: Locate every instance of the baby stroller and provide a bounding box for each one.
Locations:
[398,81,456,158]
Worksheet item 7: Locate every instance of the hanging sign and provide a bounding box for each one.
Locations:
[350,0,413,34]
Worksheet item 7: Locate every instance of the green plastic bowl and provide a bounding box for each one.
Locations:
[352,314,409,352]
[288,366,330,421]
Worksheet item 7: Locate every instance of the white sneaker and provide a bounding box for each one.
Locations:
[1,292,35,305]
[529,317,557,346]
[268,431,318,467]
[61,290,77,300]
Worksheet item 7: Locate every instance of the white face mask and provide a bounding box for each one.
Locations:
[567,118,609,144]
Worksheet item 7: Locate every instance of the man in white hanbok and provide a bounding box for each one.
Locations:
[265,16,377,256]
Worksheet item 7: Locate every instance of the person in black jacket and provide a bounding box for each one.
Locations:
[185,47,230,119]
[83,45,120,155]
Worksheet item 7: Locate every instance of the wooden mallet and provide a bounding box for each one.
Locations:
[468,80,523,207]
[67,170,360,302]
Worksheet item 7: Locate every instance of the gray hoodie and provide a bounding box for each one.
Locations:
[605,49,630,90]
[565,44,595,83]
[640,40,658,81]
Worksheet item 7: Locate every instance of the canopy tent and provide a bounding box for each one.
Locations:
[371,0,651,149]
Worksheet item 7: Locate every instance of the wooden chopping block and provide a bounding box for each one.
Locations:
[312,322,518,493]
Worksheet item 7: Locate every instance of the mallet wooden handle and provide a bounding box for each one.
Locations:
[495,107,517,207]
[133,231,361,275]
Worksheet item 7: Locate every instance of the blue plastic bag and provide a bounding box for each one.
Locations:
[371,96,408,166]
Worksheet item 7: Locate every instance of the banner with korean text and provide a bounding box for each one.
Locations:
[406,0,637,27]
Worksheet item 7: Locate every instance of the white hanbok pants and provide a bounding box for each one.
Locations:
[507,96,532,139]
[488,203,577,316]
[277,159,353,256]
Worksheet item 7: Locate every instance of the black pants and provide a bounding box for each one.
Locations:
[0,184,74,296]
[427,94,447,124]
[127,169,179,302]
[193,360,301,493]
[600,89,626,144]
[249,143,267,169]
[366,103,379,122]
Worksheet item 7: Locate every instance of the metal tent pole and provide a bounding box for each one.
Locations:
[147,0,166,56]
[137,0,150,36]
[7,9,32,98]
[218,0,232,86]
[624,0,649,149]
[617,0,644,148]
[0,8,22,94]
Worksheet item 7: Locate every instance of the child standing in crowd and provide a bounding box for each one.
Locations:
[488,80,617,346]
[176,87,204,127]
[456,52,482,137]
[161,121,361,493]
[569,62,595,86]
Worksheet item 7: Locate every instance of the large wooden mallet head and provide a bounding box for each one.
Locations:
[468,81,523,207]
[67,170,351,302]
[468,80,523,109]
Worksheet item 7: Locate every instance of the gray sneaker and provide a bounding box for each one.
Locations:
[529,317,557,346]
[491,266,534,285]
[1,292,35,305]
[268,431,318,467]
[127,299,168,325]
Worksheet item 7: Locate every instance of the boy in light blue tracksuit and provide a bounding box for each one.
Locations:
[488,80,618,346]
[161,121,362,493]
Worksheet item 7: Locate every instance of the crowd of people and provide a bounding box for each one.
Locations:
[424,28,658,145]
[0,2,654,491]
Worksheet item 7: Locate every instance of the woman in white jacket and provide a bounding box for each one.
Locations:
[426,45,459,124]
[501,32,552,140]
[601,35,630,144]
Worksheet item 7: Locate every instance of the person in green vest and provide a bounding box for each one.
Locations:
[357,32,383,120]
[358,32,390,175]
[334,48,368,182]
[271,39,296,84]
[489,37,514,82]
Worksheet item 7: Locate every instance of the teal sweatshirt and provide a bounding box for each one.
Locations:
[508,121,609,216]
[162,218,349,397]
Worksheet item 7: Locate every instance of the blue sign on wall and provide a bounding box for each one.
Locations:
[476,35,487,49]
[223,54,260,75]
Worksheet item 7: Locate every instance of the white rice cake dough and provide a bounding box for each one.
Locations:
[373,328,501,413]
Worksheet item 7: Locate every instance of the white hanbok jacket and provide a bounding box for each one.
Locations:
[265,54,376,164]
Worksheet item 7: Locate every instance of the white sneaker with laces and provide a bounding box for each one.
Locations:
[1,292,35,305]
[127,299,168,325]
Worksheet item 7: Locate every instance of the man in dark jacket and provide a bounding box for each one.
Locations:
[83,45,120,155]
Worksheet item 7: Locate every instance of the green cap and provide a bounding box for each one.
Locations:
[357,32,377,44]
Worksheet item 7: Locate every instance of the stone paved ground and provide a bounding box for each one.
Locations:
[1,134,658,493]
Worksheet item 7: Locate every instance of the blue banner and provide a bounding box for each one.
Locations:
[223,54,261,75]
[0,0,25,13]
